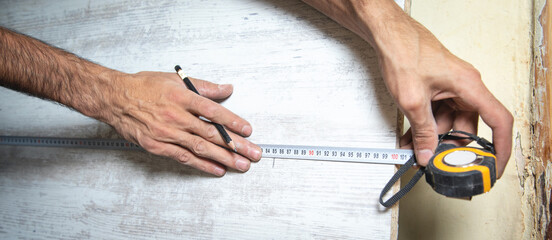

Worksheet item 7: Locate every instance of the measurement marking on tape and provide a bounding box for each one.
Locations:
[258,144,412,165]
[0,136,142,150]
[0,136,413,165]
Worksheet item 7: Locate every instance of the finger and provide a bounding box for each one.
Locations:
[153,107,260,160]
[433,101,454,134]
[450,110,478,146]
[189,77,233,101]
[432,102,476,146]
[174,132,254,172]
[185,94,253,137]
[148,71,233,102]
[458,79,513,178]
[138,137,227,176]
[400,97,439,166]
[476,97,513,178]
[187,116,262,161]
[143,119,255,172]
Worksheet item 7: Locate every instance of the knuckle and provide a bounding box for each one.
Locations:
[191,139,207,155]
[463,67,482,81]
[160,109,178,123]
[138,137,162,154]
[174,151,192,165]
[398,94,425,113]
[167,87,186,103]
[456,67,483,91]
[505,111,514,125]
[412,128,437,146]
[185,120,200,133]
[199,100,219,119]
[205,125,218,141]
[413,128,435,139]
[149,124,169,139]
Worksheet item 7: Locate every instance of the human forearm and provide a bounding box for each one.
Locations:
[0,26,122,121]
[0,26,261,176]
[301,0,415,55]
[301,0,433,93]
[303,0,513,176]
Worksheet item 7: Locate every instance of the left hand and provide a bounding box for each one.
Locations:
[101,71,262,176]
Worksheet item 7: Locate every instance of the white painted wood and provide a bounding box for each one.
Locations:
[0,0,403,239]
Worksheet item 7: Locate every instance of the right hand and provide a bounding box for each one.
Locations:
[299,0,513,177]
[104,71,262,176]
[376,15,513,177]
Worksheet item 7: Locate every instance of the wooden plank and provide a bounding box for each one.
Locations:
[532,0,552,238]
[0,0,402,238]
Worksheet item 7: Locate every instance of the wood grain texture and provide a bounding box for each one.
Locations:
[0,0,403,239]
[533,0,552,238]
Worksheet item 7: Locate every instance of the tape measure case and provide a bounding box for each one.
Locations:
[425,144,497,198]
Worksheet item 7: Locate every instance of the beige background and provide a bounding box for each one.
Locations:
[400,0,536,239]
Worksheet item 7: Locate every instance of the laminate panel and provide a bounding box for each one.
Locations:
[0,1,403,238]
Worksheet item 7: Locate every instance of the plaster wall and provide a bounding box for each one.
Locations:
[399,0,533,239]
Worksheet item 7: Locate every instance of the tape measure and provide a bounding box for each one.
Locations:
[0,130,496,207]
[0,136,142,150]
[259,144,412,165]
[0,135,413,165]
[379,130,497,207]
[425,144,496,198]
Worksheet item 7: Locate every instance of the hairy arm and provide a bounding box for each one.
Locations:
[0,26,262,176]
[0,26,121,119]
[302,0,513,177]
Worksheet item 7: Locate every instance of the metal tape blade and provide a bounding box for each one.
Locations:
[0,136,413,165]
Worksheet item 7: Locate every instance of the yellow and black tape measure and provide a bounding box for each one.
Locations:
[379,130,497,207]
[425,144,496,198]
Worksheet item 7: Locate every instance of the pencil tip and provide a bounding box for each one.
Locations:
[228,141,237,153]
[174,65,182,72]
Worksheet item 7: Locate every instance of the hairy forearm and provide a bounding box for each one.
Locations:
[0,26,123,121]
[302,0,448,97]
[302,0,420,58]
[0,27,262,175]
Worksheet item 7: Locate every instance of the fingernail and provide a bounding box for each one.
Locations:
[416,149,434,165]
[236,159,250,172]
[219,84,233,92]
[241,125,252,136]
[214,166,226,177]
[248,147,262,160]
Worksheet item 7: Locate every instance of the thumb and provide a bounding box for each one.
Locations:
[403,101,439,166]
[190,77,233,100]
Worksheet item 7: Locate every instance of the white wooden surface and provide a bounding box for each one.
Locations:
[0,0,403,239]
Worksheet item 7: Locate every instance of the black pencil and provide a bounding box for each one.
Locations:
[174,65,236,152]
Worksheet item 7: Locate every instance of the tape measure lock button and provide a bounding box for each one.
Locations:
[442,150,480,166]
